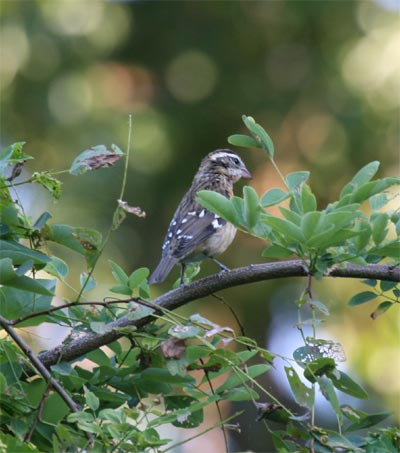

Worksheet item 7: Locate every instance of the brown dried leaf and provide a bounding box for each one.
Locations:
[118,199,146,218]
[160,338,186,359]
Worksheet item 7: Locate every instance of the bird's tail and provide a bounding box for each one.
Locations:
[148,256,177,284]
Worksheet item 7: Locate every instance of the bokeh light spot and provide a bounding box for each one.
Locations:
[40,0,104,36]
[48,74,93,124]
[86,4,132,52]
[0,25,30,91]
[341,23,400,111]
[166,50,218,103]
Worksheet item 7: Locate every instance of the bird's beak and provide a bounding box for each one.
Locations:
[241,166,252,179]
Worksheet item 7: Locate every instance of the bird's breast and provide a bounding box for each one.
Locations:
[203,222,237,257]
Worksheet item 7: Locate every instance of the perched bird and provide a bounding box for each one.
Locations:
[149,149,252,285]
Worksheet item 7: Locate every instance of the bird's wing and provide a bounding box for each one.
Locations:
[161,188,227,261]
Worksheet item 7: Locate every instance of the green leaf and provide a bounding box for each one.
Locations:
[33,212,52,230]
[110,284,132,296]
[351,161,380,185]
[303,358,336,383]
[109,260,128,285]
[369,240,400,258]
[380,280,398,292]
[262,244,294,258]
[349,178,399,204]
[217,364,271,392]
[196,190,237,224]
[242,115,274,157]
[168,325,201,339]
[128,267,149,289]
[284,367,313,409]
[243,185,260,228]
[223,387,259,401]
[84,386,100,411]
[327,370,368,399]
[317,377,342,424]
[348,291,377,306]
[31,172,62,199]
[301,185,317,212]
[353,221,372,252]
[310,300,330,316]
[306,226,358,249]
[340,161,380,198]
[261,188,289,207]
[262,216,304,243]
[140,368,195,386]
[0,239,50,266]
[345,411,390,432]
[0,279,55,325]
[44,256,69,279]
[230,196,245,225]
[372,213,389,245]
[45,224,84,254]
[0,258,54,296]
[185,345,213,364]
[80,272,97,293]
[41,392,70,425]
[370,193,388,210]
[286,171,310,192]
[301,211,322,241]
[90,322,111,334]
[279,207,301,225]
[227,134,259,148]
[0,142,31,175]
[69,145,124,175]
[164,396,203,428]
[370,301,394,319]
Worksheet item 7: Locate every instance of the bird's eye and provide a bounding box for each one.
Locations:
[232,157,240,165]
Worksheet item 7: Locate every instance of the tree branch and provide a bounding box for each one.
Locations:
[24,260,399,376]
[0,315,80,412]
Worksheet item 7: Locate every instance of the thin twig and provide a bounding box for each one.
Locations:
[24,384,52,442]
[199,357,229,452]
[8,297,158,326]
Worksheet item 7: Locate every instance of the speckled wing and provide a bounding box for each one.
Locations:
[161,193,226,261]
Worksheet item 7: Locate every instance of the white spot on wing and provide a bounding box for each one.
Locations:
[176,229,182,234]
[212,218,222,229]
[181,218,188,224]
[199,209,206,218]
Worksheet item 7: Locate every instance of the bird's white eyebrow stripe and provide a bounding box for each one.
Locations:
[210,151,239,161]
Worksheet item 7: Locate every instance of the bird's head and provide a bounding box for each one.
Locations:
[199,149,252,183]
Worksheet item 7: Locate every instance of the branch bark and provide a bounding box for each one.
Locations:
[25,260,399,375]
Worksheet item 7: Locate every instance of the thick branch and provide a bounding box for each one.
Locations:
[25,260,399,375]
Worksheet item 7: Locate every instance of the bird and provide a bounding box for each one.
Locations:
[149,149,252,285]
